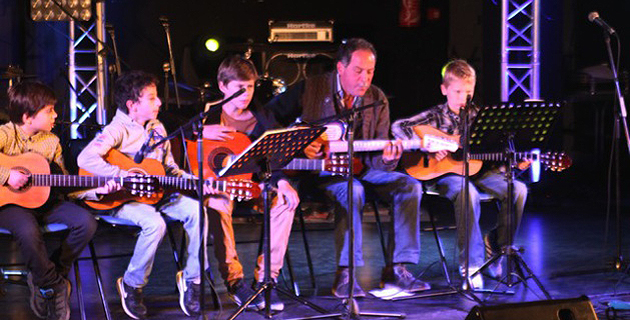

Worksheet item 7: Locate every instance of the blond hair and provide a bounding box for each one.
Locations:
[442,59,476,87]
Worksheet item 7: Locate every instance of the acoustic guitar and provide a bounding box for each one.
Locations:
[186,132,351,180]
[401,125,573,180]
[0,152,152,209]
[79,149,261,210]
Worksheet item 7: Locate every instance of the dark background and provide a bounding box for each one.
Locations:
[1,0,629,200]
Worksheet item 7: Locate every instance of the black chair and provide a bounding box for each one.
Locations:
[74,211,220,320]
[225,201,316,297]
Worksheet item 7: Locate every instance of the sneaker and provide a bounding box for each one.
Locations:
[39,278,71,320]
[331,267,366,298]
[116,277,147,320]
[484,233,503,278]
[380,264,431,292]
[460,266,484,290]
[176,271,200,316]
[228,278,265,310]
[253,281,284,311]
[27,272,47,319]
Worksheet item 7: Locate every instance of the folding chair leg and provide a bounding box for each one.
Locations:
[74,260,86,320]
[298,209,317,292]
[283,250,300,296]
[0,268,6,296]
[204,270,220,310]
[166,224,183,271]
[372,200,389,263]
[89,241,112,320]
[428,210,452,285]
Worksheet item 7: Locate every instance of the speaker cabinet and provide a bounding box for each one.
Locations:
[263,50,335,86]
[465,296,598,320]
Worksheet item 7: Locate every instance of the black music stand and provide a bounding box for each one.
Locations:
[219,127,334,319]
[467,102,562,299]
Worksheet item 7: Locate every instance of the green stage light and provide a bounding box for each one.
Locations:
[204,38,220,52]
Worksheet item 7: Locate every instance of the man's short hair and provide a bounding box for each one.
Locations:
[217,55,258,85]
[336,38,377,67]
[442,59,476,87]
[7,81,57,124]
[114,70,159,114]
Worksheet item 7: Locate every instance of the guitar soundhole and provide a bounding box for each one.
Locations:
[208,147,233,173]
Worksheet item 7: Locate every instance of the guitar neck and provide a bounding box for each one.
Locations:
[31,174,119,188]
[154,176,228,192]
[470,152,538,162]
[283,158,325,171]
[329,140,421,153]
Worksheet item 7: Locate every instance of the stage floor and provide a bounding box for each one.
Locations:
[2,181,630,320]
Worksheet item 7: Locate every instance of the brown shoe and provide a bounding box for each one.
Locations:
[332,267,366,298]
[381,264,431,292]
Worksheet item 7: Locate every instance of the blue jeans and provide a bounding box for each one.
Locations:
[114,194,208,288]
[430,169,528,268]
[317,169,423,267]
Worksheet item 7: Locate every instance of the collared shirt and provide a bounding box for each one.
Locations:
[0,122,66,185]
[392,103,477,140]
[334,73,363,139]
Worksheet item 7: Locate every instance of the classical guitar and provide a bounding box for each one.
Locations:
[186,132,351,180]
[0,152,152,209]
[79,149,261,210]
[401,125,573,181]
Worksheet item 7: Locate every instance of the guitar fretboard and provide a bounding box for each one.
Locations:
[154,176,229,192]
[470,152,539,162]
[284,158,325,171]
[31,175,119,187]
[329,140,422,153]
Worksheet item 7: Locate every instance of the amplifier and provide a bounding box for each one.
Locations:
[268,20,334,43]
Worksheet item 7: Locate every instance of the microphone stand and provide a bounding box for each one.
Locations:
[393,99,482,303]
[163,62,171,112]
[287,97,404,320]
[342,98,404,319]
[136,88,245,320]
[461,97,473,292]
[602,31,630,271]
[105,23,122,78]
[604,31,630,154]
[160,17,182,110]
[105,23,121,119]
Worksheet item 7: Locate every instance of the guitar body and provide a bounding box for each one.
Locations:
[0,153,51,208]
[186,132,254,181]
[401,152,483,181]
[79,149,165,210]
[402,125,483,180]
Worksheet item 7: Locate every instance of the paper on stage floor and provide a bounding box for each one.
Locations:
[369,287,415,300]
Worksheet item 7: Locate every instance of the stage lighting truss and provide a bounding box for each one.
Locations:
[500,0,540,101]
[31,0,92,22]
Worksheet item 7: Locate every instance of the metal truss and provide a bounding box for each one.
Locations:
[68,1,107,139]
[501,0,540,102]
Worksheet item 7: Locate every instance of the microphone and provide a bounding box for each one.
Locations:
[134,140,150,164]
[134,130,155,164]
[588,11,615,35]
[159,16,170,27]
[224,87,246,102]
[105,23,114,33]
